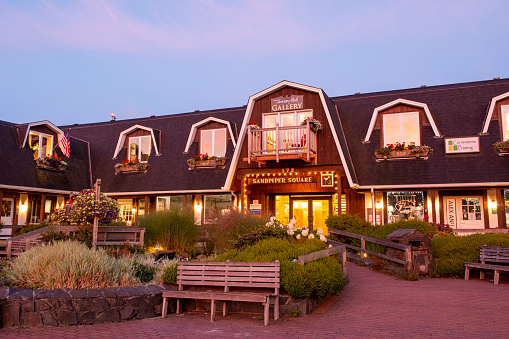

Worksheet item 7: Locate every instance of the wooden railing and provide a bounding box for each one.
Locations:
[246,121,317,164]
[297,244,347,273]
[328,229,412,270]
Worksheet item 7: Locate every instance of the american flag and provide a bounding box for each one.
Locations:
[59,131,70,158]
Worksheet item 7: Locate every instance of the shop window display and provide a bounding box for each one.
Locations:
[387,191,425,222]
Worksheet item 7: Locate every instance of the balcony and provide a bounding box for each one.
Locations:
[244,123,317,164]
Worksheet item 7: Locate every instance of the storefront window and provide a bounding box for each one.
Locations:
[387,191,425,222]
[157,195,191,211]
[504,189,509,226]
[275,195,290,225]
[204,194,232,223]
[117,199,133,225]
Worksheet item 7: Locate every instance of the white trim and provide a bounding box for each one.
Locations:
[28,130,54,158]
[21,121,64,149]
[105,189,232,196]
[223,80,357,189]
[112,125,160,159]
[364,98,441,143]
[200,128,227,157]
[183,117,237,154]
[0,184,75,195]
[482,91,509,134]
[357,182,509,190]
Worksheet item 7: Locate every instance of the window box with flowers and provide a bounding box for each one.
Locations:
[187,154,227,169]
[114,158,149,174]
[35,155,68,171]
[493,140,509,155]
[375,142,433,161]
[301,117,323,133]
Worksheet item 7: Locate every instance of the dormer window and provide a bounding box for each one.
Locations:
[502,105,509,140]
[129,135,151,162]
[201,128,226,157]
[383,112,420,146]
[30,131,53,158]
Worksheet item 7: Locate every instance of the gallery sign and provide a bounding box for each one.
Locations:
[271,95,304,111]
[444,136,480,154]
[248,176,316,185]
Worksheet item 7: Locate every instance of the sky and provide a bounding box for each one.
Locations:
[1,0,508,126]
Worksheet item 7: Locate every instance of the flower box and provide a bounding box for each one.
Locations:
[188,159,227,168]
[35,157,67,171]
[375,149,430,161]
[114,163,149,174]
[493,141,509,155]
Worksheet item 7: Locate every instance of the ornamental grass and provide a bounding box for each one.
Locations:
[4,241,177,289]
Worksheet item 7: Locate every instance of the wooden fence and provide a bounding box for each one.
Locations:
[297,244,347,273]
[328,229,412,270]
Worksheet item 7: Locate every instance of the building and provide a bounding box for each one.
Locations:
[2,78,509,234]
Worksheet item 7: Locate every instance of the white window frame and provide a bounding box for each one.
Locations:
[382,112,421,146]
[129,135,151,162]
[29,131,53,158]
[262,110,313,128]
[502,105,509,140]
[200,128,227,157]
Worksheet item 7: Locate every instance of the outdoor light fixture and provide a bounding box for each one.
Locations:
[19,203,27,212]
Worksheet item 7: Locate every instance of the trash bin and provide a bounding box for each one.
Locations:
[386,229,432,275]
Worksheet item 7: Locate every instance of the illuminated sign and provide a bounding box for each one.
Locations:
[248,176,317,185]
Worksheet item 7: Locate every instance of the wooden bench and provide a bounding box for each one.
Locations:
[0,239,41,258]
[162,261,280,326]
[465,246,509,285]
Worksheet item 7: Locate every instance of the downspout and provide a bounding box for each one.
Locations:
[371,187,376,225]
[87,141,93,188]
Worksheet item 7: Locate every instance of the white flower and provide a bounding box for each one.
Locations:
[287,224,294,231]
[319,235,327,242]
[289,219,297,225]
[301,229,309,237]
[316,228,323,235]
[296,234,301,240]
[329,244,333,248]
[287,230,294,236]
[265,222,271,227]
[296,227,302,231]
[270,216,276,222]
[308,233,315,239]
[279,224,284,228]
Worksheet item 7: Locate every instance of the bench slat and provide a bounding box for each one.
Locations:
[179,261,280,267]
[178,271,280,278]
[178,276,279,283]
[178,266,279,272]
[162,290,273,303]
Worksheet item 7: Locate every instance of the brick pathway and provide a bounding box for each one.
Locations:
[1,264,508,338]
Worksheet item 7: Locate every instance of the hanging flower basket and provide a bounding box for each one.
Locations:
[301,117,323,132]
[493,140,509,155]
[114,159,149,174]
[35,156,68,171]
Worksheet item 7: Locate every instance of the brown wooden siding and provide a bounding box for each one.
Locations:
[237,86,342,169]
[122,129,152,148]
[29,125,58,138]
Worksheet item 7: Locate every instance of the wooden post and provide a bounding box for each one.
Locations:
[337,175,342,215]
[405,246,412,271]
[92,178,101,250]
[360,236,366,257]
[275,123,279,163]
[371,187,376,225]
[39,194,46,223]
[247,125,252,164]
[430,190,437,224]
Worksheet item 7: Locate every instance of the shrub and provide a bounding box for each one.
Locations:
[216,238,343,299]
[430,233,509,278]
[19,222,48,235]
[137,207,198,253]
[107,243,147,258]
[233,226,289,249]
[208,208,269,251]
[4,241,137,289]
[162,262,178,284]
[132,262,155,283]
[39,227,71,243]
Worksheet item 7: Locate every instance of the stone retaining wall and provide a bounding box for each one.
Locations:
[0,285,170,328]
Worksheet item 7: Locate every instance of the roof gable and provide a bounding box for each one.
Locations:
[183,117,237,154]
[481,91,509,134]
[112,124,161,159]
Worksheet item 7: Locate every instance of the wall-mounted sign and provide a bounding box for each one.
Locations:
[445,198,456,228]
[321,173,334,187]
[445,136,480,154]
[271,95,304,112]
[249,203,262,216]
[248,176,317,185]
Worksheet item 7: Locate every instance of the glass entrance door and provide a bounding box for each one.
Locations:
[1,198,14,225]
[290,197,331,235]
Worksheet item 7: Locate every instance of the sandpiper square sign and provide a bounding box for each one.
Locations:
[271,95,304,111]
[444,136,480,154]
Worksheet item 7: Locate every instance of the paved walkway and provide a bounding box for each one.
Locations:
[1,265,509,338]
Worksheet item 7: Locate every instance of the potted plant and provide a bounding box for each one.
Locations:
[35,155,68,171]
[114,158,149,174]
[187,154,227,168]
[301,117,323,132]
[493,140,509,154]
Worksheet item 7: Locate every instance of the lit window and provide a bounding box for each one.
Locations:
[129,136,151,162]
[29,132,53,159]
[263,110,311,128]
[201,129,226,157]
[383,112,420,146]
[502,105,509,140]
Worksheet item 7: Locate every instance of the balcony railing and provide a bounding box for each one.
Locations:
[245,122,317,164]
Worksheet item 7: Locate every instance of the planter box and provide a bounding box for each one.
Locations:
[115,163,149,174]
[35,158,67,171]
[375,149,429,161]
[188,159,227,169]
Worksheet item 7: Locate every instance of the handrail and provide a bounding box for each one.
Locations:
[328,229,412,270]
[297,244,347,273]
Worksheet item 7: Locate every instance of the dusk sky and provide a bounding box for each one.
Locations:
[1,0,508,126]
